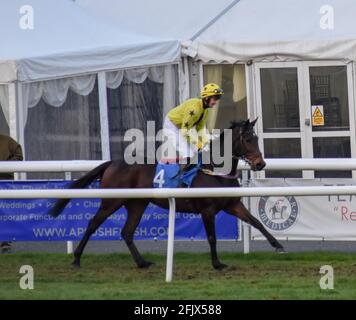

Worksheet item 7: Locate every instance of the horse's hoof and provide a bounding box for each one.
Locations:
[276,247,287,254]
[213,263,228,270]
[71,260,80,268]
[138,261,154,269]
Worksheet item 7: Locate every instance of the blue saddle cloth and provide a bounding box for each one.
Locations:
[153,154,202,188]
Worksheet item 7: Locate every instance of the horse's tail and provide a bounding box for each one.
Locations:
[49,161,112,218]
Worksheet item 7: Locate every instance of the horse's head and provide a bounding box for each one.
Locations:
[231,118,266,171]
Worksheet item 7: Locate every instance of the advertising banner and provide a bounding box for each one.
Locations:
[0,181,238,241]
[250,179,356,240]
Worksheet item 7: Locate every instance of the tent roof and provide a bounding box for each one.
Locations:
[77,0,356,63]
[0,0,180,83]
[76,0,233,40]
[187,0,356,62]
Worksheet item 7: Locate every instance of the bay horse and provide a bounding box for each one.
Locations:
[49,119,285,270]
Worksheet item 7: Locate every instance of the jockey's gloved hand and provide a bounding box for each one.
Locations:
[197,141,204,150]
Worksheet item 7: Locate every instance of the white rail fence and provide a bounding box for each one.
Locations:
[1,158,356,172]
[0,159,356,282]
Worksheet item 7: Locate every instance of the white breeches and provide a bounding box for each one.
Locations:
[162,116,197,159]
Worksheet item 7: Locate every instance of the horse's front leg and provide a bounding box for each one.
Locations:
[201,210,228,270]
[226,200,286,253]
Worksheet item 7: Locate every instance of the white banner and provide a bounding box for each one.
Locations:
[249,179,356,240]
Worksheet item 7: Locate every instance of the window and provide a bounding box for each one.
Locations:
[313,137,351,178]
[264,138,302,178]
[260,68,300,132]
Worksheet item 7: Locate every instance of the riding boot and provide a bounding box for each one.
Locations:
[178,162,195,176]
[172,158,194,179]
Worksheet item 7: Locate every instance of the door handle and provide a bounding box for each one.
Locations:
[305,118,311,126]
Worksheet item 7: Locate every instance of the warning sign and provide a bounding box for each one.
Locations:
[311,105,324,126]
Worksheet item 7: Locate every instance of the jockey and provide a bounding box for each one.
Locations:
[163,83,224,172]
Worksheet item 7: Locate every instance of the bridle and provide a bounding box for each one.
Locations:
[231,127,257,167]
[205,124,259,168]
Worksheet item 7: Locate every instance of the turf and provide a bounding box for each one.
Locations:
[0,252,355,299]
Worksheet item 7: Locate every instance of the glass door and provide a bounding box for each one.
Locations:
[304,62,356,178]
[254,61,356,179]
[255,62,305,178]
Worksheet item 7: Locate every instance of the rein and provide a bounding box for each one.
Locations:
[201,126,248,178]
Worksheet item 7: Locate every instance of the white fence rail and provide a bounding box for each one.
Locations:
[0,158,355,282]
[1,185,356,199]
[0,158,356,172]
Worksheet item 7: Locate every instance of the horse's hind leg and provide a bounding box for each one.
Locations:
[201,211,227,270]
[226,200,286,253]
[72,199,124,267]
[122,200,153,269]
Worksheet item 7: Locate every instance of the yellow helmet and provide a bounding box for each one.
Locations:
[200,83,224,99]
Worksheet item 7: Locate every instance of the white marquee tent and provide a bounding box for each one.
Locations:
[76,0,356,241]
[76,0,356,128]
[3,0,356,163]
[77,0,356,63]
[0,0,179,82]
[0,0,180,161]
[76,0,356,172]
[184,0,356,63]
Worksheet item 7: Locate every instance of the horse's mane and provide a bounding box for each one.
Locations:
[217,120,246,141]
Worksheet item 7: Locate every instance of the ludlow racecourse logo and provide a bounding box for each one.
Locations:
[258,196,299,231]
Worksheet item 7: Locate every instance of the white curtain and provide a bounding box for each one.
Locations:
[106,65,179,160]
[0,85,9,124]
[3,64,178,167]
[0,85,9,134]
[233,64,247,103]
[203,64,248,130]
[106,65,177,116]
[25,81,101,179]
[2,65,178,129]
[21,74,97,126]
[203,65,223,130]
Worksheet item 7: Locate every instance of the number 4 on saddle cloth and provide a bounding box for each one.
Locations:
[153,153,203,188]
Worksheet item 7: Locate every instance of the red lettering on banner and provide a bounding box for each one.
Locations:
[341,206,349,220]
[340,206,356,221]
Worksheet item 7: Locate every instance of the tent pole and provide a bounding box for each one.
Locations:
[98,72,111,160]
[8,83,18,141]
[15,82,27,180]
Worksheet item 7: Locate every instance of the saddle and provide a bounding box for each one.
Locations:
[153,154,238,188]
[153,157,202,188]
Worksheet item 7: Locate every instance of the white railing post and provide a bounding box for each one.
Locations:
[243,222,251,254]
[166,197,176,283]
[241,170,251,254]
[66,240,73,255]
[65,171,74,255]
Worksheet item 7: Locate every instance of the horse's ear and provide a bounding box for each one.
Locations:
[250,117,259,127]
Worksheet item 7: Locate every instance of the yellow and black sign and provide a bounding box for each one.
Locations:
[311,105,324,126]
